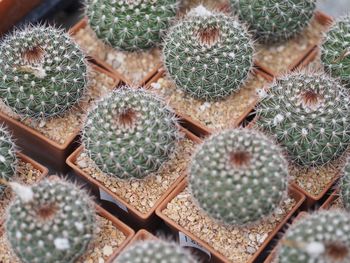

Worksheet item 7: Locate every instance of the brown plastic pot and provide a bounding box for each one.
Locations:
[156,179,305,263]
[0,64,120,172]
[66,128,201,229]
[69,18,162,87]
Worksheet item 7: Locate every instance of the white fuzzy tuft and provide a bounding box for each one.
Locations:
[273,114,284,126]
[54,238,70,250]
[9,182,34,203]
[304,241,325,257]
[188,5,213,17]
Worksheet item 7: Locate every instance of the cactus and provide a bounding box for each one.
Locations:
[163,5,254,101]
[189,128,288,226]
[230,0,316,43]
[85,0,179,51]
[0,126,17,197]
[82,87,181,180]
[5,179,95,263]
[321,15,350,87]
[340,158,350,211]
[0,25,88,119]
[255,72,350,167]
[277,210,350,263]
[114,239,196,263]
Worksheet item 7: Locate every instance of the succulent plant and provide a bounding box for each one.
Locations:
[255,72,350,167]
[5,179,95,263]
[82,87,181,180]
[230,0,316,43]
[163,5,254,101]
[321,15,350,87]
[340,158,350,211]
[0,24,88,119]
[277,210,350,263]
[85,0,179,51]
[189,128,288,226]
[114,239,196,263]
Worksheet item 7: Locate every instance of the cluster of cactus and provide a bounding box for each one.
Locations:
[321,15,350,87]
[163,5,254,101]
[85,0,179,51]
[114,239,196,263]
[0,24,88,119]
[230,0,316,43]
[255,72,350,167]
[189,128,288,226]
[5,179,95,263]
[82,87,181,180]
[341,158,350,211]
[277,210,350,263]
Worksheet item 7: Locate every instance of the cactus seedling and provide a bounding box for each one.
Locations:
[163,5,254,101]
[85,0,179,51]
[340,158,350,211]
[230,0,316,43]
[82,87,181,180]
[189,128,288,226]
[0,25,88,119]
[5,179,96,263]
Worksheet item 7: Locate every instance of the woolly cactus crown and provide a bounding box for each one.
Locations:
[82,87,181,180]
[277,211,350,263]
[163,5,254,101]
[230,0,316,43]
[256,72,350,167]
[341,158,350,211]
[85,0,179,51]
[114,239,196,263]
[0,24,88,119]
[189,128,288,226]
[321,15,350,87]
[5,179,96,263]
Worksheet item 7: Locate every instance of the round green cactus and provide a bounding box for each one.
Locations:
[85,0,179,51]
[5,179,95,263]
[189,128,288,226]
[255,72,350,167]
[82,87,181,179]
[163,5,254,101]
[114,239,196,263]
[277,210,350,263]
[341,158,350,211]
[230,0,316,43]
[0,25,88,119]
[321,15,350,87]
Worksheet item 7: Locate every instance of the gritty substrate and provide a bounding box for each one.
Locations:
[73,24,161,85]
[0,68,117,145]
[149,74,267,130]
[0,215,126,263]
[76,138,195,214]
[162,187,296,263]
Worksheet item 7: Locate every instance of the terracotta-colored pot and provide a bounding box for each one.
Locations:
[156,179,305,263]
[0,64,120,172]
[69,18,162,87]
[320,190,339,210]
[66,128,201,229]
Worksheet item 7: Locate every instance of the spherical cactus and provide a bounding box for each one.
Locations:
[340,158,350,211]
[5,179,95,263]
[230,0,316,43]
[189,128,288,226]
[0,126,17,196]
[277,210,350,263]
[0,25,88,119]
[82,87,181,179]
[85,0,179,51]
[321,15,350,87]
[163,5,254,101]
[255,72,350,167]
[114,240,196,263]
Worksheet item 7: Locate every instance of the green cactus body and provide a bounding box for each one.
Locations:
[321,15,350,87]
[277,211,350,263]
[82,87,181,179]
[189,128,288,226]
[114,240,196,263]
[85,0,179,51]
[163,5,254,101]
[230,0,316,43]
[0,25,88,119]
[341,158,350,211]
[5,179,95,263]
[256,72,350,167]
